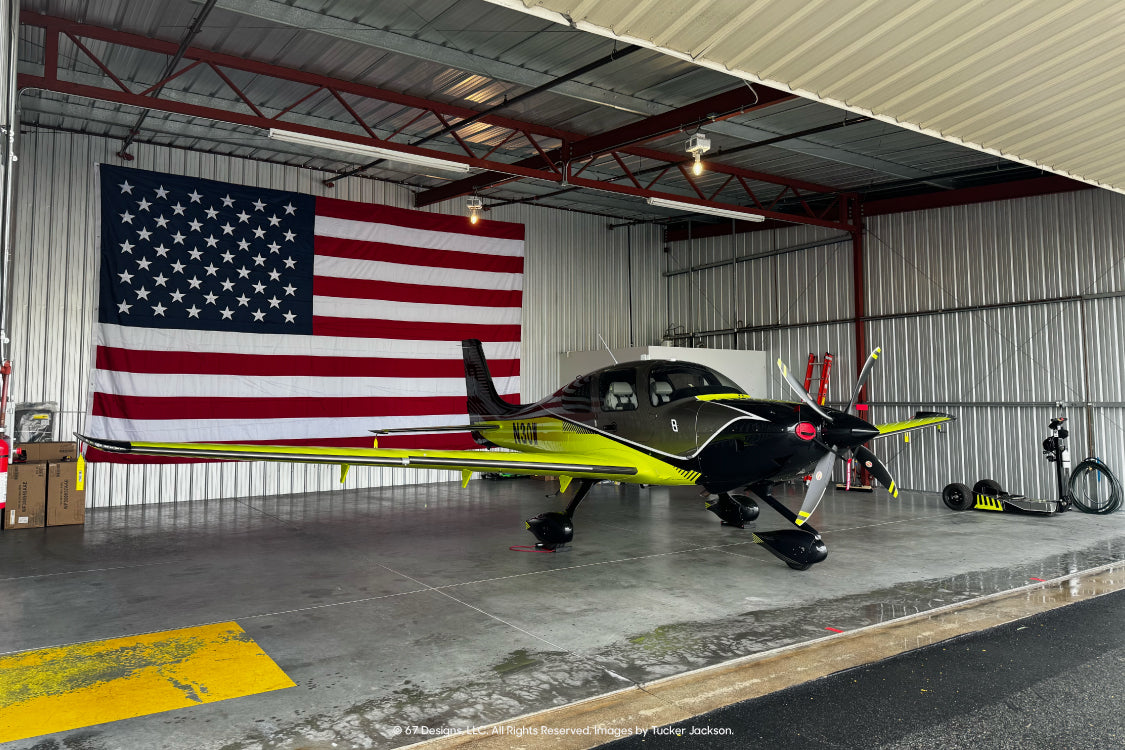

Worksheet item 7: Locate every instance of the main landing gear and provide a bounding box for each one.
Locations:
[524,479,595,550]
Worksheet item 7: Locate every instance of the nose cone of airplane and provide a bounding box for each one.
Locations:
[821,412,880,447]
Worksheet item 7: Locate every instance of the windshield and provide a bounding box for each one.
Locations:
[647,364,743,406]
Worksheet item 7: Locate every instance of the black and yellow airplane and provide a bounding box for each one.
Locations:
[80,340,953,570]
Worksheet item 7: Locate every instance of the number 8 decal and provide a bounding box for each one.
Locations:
[670,418,679,432]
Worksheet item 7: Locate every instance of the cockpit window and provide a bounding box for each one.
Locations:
[648,364,742,405]
[599,370,638,411]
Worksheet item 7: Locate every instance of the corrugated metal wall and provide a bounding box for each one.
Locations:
[668,189,1125,499]
[10,129,664,506]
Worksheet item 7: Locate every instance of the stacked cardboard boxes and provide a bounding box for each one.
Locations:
[4,441,86,530]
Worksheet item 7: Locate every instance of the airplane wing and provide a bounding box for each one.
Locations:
[78,434,638,480]
[872,411,955,439]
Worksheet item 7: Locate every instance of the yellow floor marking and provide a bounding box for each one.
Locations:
[0,621,294,743]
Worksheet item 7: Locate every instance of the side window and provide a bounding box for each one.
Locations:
[599,371,638,411]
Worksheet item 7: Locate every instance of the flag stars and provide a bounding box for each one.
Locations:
[117,300,132,314]
[237,239,250,251]
[203,292,218,305]
[188,218,203,232]
[154,215,169,229]
[153,244,170,258]
[252,253,266,266]
[120,210,135,224]
[118,269,134,284]
[135,286,151,301]
[283,229,296,242]
[220,278,235,292]
[170,260,186,274]
[153,272,168,287]
[235,210,250,223]
[220,222,235,236]
[203,263,219,276]
[204,206,219,220]
[187,189,203,203]
[268,268,281,281]
[219,307,234,320]
[267,214,280,227]
[236,294,250,307]
[251,308,266,322]
[169,289,185,303]
[137,198,152,212]
[152,302,167,317]
[283,256,296,269]
[252,281,266,294]
[267,295,281,308]
[188,247,204,261]
[154,185,169,199]
[171,231,186,245]
[252,198,266,211]
[187,276,202,289]
[282,283,296,296]
[252,225,266,239]
[283,202,296,215]
[171,202,186,216]
[283,310,296,323]
[119,240,135,254]
[136,257,152,271]
[237,266,251,279]
[220,194,235,207]
[186,305,201,318]
[137,227,153,241]
[119,180,134,194]
[220,250,235,264]
[266,241,280,254]
[204,235,219,248]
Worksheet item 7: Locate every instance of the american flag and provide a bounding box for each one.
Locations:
[85,165,523,462]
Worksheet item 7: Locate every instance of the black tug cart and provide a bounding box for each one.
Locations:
[942,418,1121,516]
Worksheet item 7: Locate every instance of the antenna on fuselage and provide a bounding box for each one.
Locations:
[597,333,619,365]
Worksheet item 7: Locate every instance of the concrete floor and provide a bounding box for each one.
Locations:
[2,477,1125,750]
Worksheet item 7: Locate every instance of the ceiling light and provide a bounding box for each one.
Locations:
[466,195,483,225]
[267,129,471,173]
[646,196,765,222]
[686,133,711,177]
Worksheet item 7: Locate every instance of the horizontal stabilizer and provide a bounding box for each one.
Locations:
[873,412,955,439]
[371,424,498,435]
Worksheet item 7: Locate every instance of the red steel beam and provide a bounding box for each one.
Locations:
[414,85,798,207]
[17,11,857,231]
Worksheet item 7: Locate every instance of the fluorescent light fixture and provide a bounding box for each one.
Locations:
[646,196,765,222]
[267,129,471,173]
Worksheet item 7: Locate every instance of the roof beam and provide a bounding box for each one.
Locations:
[203,0,950,186]
[414,85,802,207]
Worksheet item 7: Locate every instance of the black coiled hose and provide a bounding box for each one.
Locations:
[1068,458,1122,514]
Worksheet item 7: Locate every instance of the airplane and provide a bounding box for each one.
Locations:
[79,340,954,570]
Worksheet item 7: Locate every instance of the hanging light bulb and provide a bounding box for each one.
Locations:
[686,133,711,178]
[466,195,483,225]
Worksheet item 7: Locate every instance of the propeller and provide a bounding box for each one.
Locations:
[779,348,899,526]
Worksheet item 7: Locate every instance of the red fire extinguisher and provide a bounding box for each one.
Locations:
[0,433,9,513]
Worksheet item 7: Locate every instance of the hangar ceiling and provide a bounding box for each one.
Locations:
[487,0,1125,196]
[13,0,1095,227]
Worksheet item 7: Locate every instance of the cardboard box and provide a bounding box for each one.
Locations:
[19,441,79,464]
[5,462,47,529]
[47,460,86,526]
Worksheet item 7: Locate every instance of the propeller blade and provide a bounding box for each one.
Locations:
[796,450,837,526]
[845,347,882,413]
[855,445,898,498]
[776,358,833,422]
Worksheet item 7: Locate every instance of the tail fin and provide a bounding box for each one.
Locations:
[463,339,519,422]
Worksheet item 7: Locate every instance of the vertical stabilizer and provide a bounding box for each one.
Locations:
[463,339,519,422]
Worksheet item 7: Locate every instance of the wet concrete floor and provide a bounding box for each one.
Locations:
[1,478,1123,749]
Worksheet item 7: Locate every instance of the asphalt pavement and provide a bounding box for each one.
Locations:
[598,587,1125,750]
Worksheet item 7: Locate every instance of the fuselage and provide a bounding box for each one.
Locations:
[471,358,877,493]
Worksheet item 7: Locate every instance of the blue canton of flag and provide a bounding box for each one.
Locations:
[99,165,315,335]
